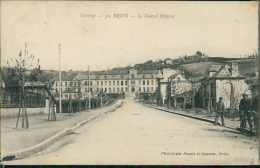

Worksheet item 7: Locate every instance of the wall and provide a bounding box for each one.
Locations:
[1,107,45,118]
[216,79,250,109]
[1,98,52,118]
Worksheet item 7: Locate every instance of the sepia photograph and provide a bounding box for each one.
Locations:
[1,1,259,165]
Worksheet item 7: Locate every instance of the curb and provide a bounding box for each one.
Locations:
[143,104,249,133]
[1,101,124,161]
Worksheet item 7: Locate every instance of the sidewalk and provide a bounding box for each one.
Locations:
[1,100,122,155]
[142,103,255,134]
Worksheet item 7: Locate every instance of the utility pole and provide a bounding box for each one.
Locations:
[59,44,62,113]
[88,65,91,109]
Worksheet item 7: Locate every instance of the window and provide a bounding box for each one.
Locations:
[177,78,180,82]
[143,87,145,92]
[147,80,149,85]
[56,82,57,87]
[113,88,115,93]
[131,80,135,85]
[151,87,154,92]
[147,87,149,92]
[61,82,62,87]
[96,76,99,79]
[105,88,107,92]
[105,81,107,86]
[109,81,111,86]
[97,81,99,86]
[65,82,67,86]
[125,87,128,92]
[142,75,145,79]
[139,87,141,92]
[151,75,154,78]
[117,88,119,92]
[85,88,88,92]
[117,81,119,86]
[151,80,153,85]
[109,88,111,93]
[139,80,141,85]
[90,88,93,92]
[101,81,103,86]
[65,94,68,98]
[121,81,123,86]
[143,80,145,85]
[90,81,92,86]
[131,74,134,78]
[74,82,77,86]
[113,81,115,86]
[121,88,124,92]
[104,76,107,79]
[125,81,127,85]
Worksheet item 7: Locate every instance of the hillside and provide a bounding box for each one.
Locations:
[19,57,257,84]
[111,57,258,79]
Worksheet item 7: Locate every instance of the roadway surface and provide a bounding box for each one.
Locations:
[5,100,259,165]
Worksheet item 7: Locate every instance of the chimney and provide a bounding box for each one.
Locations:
[231,63,238,77]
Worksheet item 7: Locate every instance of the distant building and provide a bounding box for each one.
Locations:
[164,58,173,65]
[198,63,250,111]
[52,69,161,99]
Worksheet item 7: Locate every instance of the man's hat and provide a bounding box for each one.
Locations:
[242,93,248,96]
[219,97,223,99]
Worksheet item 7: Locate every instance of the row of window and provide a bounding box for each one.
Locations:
[56,86,158,95]
[55,80,157,87]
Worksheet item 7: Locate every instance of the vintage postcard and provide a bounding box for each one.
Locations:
[1,1,259,165]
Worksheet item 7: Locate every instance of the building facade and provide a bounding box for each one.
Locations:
[199,63,250,111]
[52,69,164,99]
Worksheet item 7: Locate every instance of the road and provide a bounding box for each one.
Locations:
[5,100,259,165]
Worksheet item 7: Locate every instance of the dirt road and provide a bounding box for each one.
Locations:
[5,100,259,165]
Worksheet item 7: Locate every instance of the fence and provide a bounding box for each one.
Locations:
[0,87,46,108]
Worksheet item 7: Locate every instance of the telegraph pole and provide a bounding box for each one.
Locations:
[59,44,62,113]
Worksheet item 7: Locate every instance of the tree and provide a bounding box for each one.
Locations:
[196,51,203,60]
[6,43,41,129]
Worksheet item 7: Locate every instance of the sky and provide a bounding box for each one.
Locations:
[1,1,258,71]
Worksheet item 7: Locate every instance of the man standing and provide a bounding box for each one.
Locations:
[215,97,225,126]
[239,93,253,133]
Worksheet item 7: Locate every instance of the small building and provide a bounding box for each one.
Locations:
[164,58,173,65]
[198,63,250,111]
[169,73,192,108]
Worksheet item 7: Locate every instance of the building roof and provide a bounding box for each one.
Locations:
[24,81,45,87]
[210,64,244,79]
[165,58,172,60]
[137,70,159,74]
[208,65,221,72]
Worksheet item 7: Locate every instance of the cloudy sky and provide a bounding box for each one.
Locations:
[1,1,258,71]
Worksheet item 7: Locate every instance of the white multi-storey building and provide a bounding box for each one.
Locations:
[52,68,180,100]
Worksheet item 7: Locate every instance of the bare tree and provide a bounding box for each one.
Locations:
[6,43,40,129]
